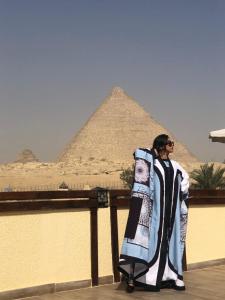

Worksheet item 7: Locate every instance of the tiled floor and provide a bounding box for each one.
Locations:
[19,265,225,300]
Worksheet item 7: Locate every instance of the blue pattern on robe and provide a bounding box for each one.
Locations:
[119,148,189,289]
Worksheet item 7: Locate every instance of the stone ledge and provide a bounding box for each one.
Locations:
[187,257,225,271]
[0,276,113,300]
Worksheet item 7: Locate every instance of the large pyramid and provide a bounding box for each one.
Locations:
[58,87,198,164]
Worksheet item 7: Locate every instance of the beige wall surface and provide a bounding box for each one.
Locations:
[186,205,225,264]
[98,208,112,277]
[0,210,90,292]
[0,207,115,293]
[118,209,129,252]
[0,205,225,293]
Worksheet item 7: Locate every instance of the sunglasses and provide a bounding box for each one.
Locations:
[166,140,174,147]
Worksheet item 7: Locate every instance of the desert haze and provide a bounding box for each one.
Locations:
[0,87,220,191]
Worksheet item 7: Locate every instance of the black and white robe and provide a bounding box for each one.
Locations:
[118,148,189,290]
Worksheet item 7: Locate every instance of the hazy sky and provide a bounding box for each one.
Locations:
[0,0,225,164]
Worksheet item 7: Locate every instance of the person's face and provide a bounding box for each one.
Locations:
[165,139,174,153]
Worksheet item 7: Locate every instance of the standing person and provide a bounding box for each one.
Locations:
[118,134,189,292]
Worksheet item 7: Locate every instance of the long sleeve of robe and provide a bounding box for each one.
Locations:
[118,148,189,291]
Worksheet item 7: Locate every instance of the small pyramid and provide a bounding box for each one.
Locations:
[57,87,198,164]
[14,149,39,163]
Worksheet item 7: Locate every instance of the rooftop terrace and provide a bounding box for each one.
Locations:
[19,264,225,300]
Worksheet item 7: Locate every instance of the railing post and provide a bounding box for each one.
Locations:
[110,197,120,282]
[90,206,98,286]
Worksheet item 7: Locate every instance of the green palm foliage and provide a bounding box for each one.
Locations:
[190,163,225,189]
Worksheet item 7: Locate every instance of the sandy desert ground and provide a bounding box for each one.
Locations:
[0,159,223,191]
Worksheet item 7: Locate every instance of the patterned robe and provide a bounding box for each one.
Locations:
[118,148,189,290]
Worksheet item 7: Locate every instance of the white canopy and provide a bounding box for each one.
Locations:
[209,129,225,143]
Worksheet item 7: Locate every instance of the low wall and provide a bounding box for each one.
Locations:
[0,190,225,295]
[117,204,225,267]
[0,210,91,292]
[187,205,225,264]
